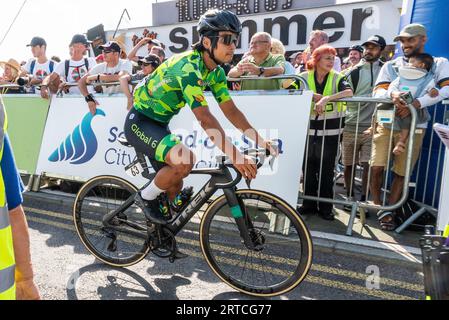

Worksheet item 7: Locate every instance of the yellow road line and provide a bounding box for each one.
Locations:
[25,206,423,296]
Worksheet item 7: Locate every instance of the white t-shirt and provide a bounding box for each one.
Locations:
[54,57,97,94]
[22,58,55,94]
[23,58,54,80]
[374,56,449,128]
[88,59,133,94]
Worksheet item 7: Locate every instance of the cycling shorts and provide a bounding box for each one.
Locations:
[124,108,181,172]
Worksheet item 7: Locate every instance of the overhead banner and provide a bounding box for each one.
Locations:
[36,92,312,207]
[2,94,50,174]
[107,0,400,57]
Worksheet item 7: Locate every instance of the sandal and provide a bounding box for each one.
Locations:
[393,141,406,155]
[377,211,396,231]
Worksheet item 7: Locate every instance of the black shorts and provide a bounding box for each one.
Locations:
[124,109,180,172]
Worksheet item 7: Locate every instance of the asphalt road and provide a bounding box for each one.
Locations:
[22,196,425,300]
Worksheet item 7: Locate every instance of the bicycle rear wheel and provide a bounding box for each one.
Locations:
[200,189,313,297]
[73,175,150,267]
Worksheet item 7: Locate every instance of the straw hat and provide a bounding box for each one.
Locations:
[0,58,21,81]
[0,58,21,73]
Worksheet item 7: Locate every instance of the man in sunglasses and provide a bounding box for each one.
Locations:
[79,41,132,102]
[120,9,277,225]
[228,32,285,90]
[120,54,161,110]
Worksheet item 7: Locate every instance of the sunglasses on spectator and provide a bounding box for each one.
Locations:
[209,34,239,46]
[138,61,159,67]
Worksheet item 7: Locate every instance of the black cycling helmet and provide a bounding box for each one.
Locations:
[195,9,241,66]
[349,45,364,53]
[197,9,242,36]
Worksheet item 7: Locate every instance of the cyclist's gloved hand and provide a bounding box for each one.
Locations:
[234,154,257,180]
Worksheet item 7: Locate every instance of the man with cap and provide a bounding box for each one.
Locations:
[41,34,97,98]
[371,24,449,230]
[128,36,166,63]
[79,40,132,100]
[347,45,364,68]
[289,51,303,70]
[341,35,386,209]
[120,53,161,110]
[21,36,55,93]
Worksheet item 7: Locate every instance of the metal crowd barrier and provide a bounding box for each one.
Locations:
[396,100,449,233]
[227,74,309,90]
[225,76,423,236]
[298,97,420,235]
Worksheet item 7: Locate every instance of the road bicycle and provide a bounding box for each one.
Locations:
[73,137,313,297]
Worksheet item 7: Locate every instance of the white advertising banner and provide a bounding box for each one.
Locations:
[36,91,312,207]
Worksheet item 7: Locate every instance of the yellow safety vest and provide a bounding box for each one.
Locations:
[300,70,346,137]
[0,99,15,300]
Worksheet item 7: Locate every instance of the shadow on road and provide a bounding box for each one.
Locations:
[66,262,192,300]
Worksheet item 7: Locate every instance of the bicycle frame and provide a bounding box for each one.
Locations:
[101,159,258,249]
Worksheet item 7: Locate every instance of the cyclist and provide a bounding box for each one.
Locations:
[84,9,277,224]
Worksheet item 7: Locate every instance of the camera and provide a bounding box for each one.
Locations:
[400,91,414,105]
[16,77,31,86]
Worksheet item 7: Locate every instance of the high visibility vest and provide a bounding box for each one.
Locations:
[0,99,15,300]
[300,70,346,137]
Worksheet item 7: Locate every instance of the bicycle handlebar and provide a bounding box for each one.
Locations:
[215,143,278,189]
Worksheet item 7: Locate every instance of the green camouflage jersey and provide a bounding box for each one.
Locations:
[133,50,232,124]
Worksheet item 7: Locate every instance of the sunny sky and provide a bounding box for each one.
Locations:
[0,0,157,63]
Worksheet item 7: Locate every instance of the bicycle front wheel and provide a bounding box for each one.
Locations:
[73,175,150,267]
[200,189,313,297]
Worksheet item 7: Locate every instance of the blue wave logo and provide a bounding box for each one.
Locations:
[48,109,106,165]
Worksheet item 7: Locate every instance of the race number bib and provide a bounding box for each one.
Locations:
[125,159,144,178]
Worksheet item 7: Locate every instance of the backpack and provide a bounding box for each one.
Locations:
[30,59,54,75]
[64,58,90,80]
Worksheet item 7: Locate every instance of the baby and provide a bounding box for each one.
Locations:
[388,53,443,155]
[367,53,446,155]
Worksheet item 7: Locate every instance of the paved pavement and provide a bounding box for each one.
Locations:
[23,195,425,300]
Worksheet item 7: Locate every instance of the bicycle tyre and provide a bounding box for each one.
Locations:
[73,175,150,267]
[199,189,313,297]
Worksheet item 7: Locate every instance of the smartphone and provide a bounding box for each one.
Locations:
[400,91,414,105]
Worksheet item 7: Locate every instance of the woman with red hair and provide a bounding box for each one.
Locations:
[297,45,353,221]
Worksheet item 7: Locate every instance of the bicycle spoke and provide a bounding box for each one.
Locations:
[203,191,311,295]
[74,177,148,266]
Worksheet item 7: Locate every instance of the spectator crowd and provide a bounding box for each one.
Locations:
[1,22,448,232]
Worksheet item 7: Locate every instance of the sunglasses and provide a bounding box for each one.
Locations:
[139,61,159,67]
[210,34,240,46]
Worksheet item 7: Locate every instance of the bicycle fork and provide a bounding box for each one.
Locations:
[223,188,261,251]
